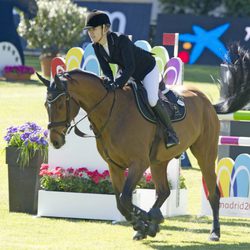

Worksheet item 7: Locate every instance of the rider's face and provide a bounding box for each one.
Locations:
[87,25,108,44]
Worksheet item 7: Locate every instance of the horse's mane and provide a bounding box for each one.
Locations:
[67,68,102,82]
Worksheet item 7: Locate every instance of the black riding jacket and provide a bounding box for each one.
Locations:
[92,32,156,87]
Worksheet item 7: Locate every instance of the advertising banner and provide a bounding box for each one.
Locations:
[201,154,250,218]
[75,1,152,41]
[155,14,250,65]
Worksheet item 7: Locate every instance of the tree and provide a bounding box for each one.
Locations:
[159,0,250,17]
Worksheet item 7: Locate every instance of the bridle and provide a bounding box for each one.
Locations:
[46,83,116,138]
[47,91,72,130]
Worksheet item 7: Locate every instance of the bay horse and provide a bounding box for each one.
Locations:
[38,44,250,241]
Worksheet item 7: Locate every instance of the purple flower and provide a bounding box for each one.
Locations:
[20,132,31,140]
[4,135,11,142]
[4,122,48,147]
[3,65,35,75]
[30,135,39,143]
[43,130,48,138]
[39,137,48,146]
[4,122,48,168]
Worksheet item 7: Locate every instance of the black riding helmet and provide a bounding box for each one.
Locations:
[84,10,111,29]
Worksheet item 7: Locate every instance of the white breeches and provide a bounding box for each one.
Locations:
[142,64,166,107]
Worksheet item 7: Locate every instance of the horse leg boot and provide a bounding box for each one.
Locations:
[208,185,221,241]
[152,100,179,148]
[144,163,170,237]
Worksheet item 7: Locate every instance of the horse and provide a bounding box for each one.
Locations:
[37,44,250,241]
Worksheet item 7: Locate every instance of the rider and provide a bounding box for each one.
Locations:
[84,10,179,148]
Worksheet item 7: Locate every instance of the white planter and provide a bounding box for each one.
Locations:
[161,189,188,217]
[37,190,125,221]
[133,189,188,217]
[133,189,156,211]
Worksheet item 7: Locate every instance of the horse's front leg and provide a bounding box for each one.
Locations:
[108,165,132,221]
[119,163,151,240]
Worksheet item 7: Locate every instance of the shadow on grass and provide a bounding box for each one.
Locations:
[145,241,250,250]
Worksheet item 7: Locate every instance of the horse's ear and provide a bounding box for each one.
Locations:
[36,72,50,87]
[54,74,65,91]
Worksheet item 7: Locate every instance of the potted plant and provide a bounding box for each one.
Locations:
[3,65,35,81]
[18,0,87,77]
[4,122,48,214]
[38,165,124,221]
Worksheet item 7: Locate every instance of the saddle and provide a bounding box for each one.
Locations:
[129,80,186,123]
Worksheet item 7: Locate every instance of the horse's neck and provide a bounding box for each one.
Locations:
[70,73,115,125]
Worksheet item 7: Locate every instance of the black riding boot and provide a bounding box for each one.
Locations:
[152,100,179,148]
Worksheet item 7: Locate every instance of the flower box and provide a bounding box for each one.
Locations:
[3,65,35,81]
[4,72,32,81]
[161,189,188,217]
[37,189,188,220]
[37,190,125,221]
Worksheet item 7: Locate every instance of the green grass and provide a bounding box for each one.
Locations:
[0,59,250,249]
[184,64,220,83]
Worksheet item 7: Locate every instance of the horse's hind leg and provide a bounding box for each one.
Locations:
[190,136,220,241]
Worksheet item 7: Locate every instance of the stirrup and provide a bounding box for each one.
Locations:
[166,133,179,148]
[166,140,179,148]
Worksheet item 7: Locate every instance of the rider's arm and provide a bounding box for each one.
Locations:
[93,45,114,82]
[114,35,135,88]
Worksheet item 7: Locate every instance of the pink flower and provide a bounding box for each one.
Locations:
[103,170,110,177]
[39,170,48,176]
[66,167,74,173]
[78,167,88,172]
[40,165,115,194]
[146,174,152,183]
[92,175,100,184]
[40,164,49,171]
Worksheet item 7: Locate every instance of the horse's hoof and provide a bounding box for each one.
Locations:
[148,208,164,224]
[147,223,160,237]
[208,232,220,241]
[133,220,146,231]
[133,231,147,241]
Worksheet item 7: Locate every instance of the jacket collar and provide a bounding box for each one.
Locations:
[95,32,115,61]
[103,32,115,59]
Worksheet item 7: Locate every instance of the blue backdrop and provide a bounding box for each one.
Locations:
[75,1,152,42]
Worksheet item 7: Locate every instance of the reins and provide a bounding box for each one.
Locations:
[68,90,116,138]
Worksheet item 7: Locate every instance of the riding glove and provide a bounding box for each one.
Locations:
[103,78,119,91]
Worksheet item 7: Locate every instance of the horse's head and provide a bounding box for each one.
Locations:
[37,72,80,149]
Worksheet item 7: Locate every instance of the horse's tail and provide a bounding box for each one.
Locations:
[213,43,250,114]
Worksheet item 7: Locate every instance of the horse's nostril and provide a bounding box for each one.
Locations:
[53,141,59,148]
